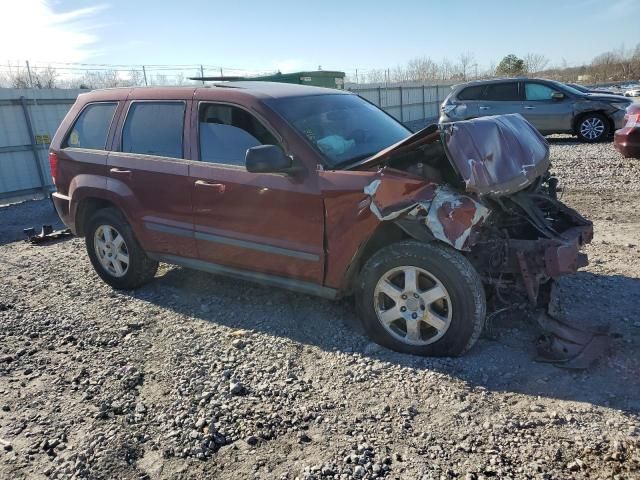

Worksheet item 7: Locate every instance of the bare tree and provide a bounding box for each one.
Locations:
[523,53,549,74]
[458,52,475,81]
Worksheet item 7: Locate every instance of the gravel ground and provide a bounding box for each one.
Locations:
[1,137,639,480]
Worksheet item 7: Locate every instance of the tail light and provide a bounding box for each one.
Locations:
[624,113,639,128]
[48,152,58,183]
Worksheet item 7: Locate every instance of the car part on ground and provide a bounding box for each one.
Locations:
[439,77,632,142]
[23,224,72,244]
[614,103,640,158]
[624,88,640,97]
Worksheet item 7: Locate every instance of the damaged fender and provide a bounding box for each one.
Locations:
[365,176,490,251]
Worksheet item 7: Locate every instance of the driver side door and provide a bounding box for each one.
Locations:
[189,102,325,284]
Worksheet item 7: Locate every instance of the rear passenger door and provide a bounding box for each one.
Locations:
[108,98,197,258]
[478,81,522,117]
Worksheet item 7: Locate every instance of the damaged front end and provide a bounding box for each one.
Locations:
[358,114,605,367]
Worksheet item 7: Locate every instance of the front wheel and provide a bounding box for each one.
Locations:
[576,113,609,143]
[355,241,486,357]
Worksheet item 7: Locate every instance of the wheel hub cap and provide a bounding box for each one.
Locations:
[94,225,129,278]
[373,266,452,346]
[580,118,604,140]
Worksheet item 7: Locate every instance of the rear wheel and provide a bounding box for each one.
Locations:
[355,241,486,357]
[86,208,158,289]
[576,113,609,142]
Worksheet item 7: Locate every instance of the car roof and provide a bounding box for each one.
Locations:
[81,82,350,102]
[451,77,556,90]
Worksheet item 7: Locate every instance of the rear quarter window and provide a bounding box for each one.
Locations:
[63,102,117,150]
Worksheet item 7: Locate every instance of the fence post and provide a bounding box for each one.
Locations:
[435,85,440,118]
[20,96,48,194]
[377,86,382,107]
[422,85,426,120]
[399,86,404,122]
[142,66,148,86]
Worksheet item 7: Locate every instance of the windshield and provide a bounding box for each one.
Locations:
[555,81,585,96]
[267,94,411,168]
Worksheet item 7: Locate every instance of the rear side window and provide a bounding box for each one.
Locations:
[198,103,278,166]
[484,82,520,101]
[122,102,185,158]
[457,85,484,101]
[63,102,117,150]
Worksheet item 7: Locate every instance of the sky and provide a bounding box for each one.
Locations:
[1,0,639,76]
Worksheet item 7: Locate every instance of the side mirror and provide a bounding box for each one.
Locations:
[551,92,565,101]
[245,145,292,173]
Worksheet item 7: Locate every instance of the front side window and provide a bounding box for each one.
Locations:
[63,102,117,150]
[484,82,520,101]
[525,83,557,101]
[198,104,278,166]
[122,102,185,158]
[267,94,411,168]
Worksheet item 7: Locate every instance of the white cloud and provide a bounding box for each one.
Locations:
[0,0,106,63]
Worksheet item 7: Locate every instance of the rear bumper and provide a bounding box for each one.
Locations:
[51,192,75,233]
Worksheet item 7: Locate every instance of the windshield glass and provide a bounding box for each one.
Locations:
[267,94,411,168]
[555,81,584,96]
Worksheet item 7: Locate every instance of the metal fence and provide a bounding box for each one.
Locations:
[0,88,84,200]
[349,83,451,130]
[0,83,452,201]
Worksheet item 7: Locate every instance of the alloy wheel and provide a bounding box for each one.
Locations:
[373,266,452,346]
[94,225,129,277]
[580,117,605,140]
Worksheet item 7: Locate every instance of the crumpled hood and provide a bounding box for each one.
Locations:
[440,114,550,196]
[351,113,550,197]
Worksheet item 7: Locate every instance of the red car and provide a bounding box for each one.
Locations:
[614,103,640,158]
[49,84,592,357]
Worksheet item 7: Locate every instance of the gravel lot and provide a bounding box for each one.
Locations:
[1,137,639,480]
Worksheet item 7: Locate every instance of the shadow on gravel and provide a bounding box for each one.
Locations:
[0,198,64,246]
[128,265,640,413]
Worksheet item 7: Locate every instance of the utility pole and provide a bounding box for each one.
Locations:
[200,65,205,84]
[142,65,148,86]
[219,67,223,80]
[26,60,34,88]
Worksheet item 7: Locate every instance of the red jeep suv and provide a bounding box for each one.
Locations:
[49,83,592,357]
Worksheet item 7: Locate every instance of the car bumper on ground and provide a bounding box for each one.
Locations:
[614,127,640,158]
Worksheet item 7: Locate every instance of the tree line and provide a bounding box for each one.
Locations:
[1,44,639,89]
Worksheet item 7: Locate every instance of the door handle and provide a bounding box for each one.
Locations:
[479,106,490,111]
[110,167,132,174]
[524,106,536,110]
[194,180,226,193]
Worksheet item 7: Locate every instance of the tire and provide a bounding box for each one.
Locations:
[85,208,158,289]
[576,113,610,143]
[355,240,486,357]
